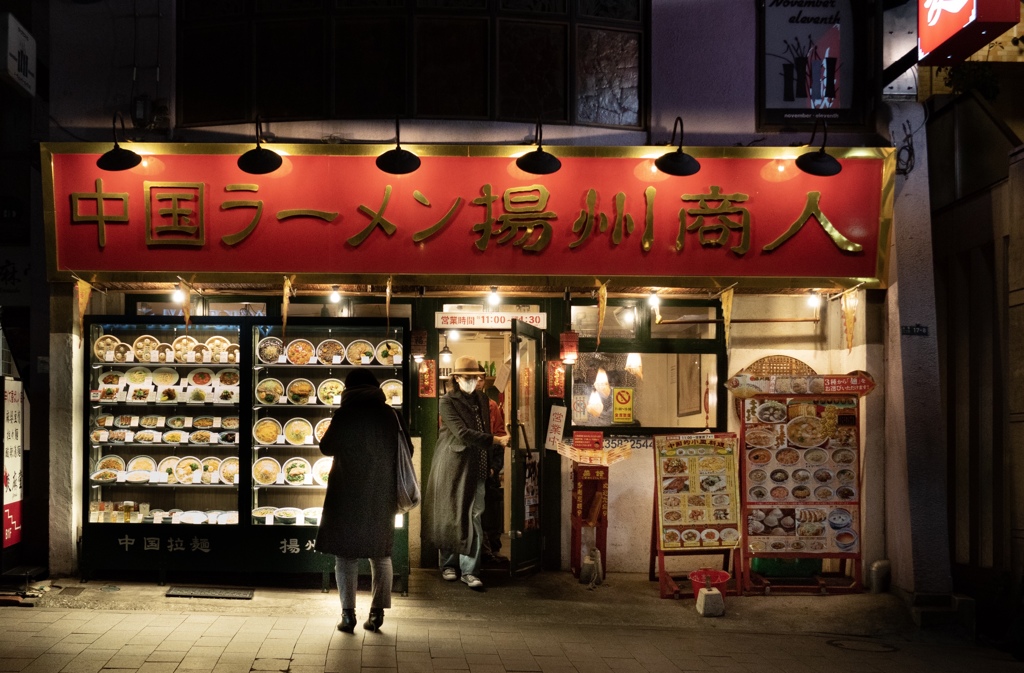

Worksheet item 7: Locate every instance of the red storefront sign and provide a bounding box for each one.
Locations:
[43,144,893,285]
[918,0,1020,64]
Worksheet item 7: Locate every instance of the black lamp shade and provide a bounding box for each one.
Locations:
[516,148,561,175]
[96,142,142,171]
[796,149,842,177]
[237,146,283,175]
[655,149,700,176]
[376,147,421,174]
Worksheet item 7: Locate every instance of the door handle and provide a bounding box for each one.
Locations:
[508,530,523,539]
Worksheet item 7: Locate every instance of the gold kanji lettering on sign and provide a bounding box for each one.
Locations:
[350,185,397,246]
[471,184,499,251]
[496,184,555,253]
[144,181,205,247]
[762,191,863,253]
[220,184,263,246]
[678,185,750,255]
[71,178,129,248]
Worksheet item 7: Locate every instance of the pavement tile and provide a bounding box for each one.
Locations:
[286,667,327,673]
[429,656,470,669]
[464,653,501,665]
[255,640,295,659]
[361,645,398,666]
[602,657,646,673]
[324,649,361,673]
[250,658,291,671]
[136,663,178,673]
[290,652,328,666]
[145,651,185,663]
[45,642,89,655]
[103,652,148,668]
[293,639,331,655]
[216,652,256,666]
[210,664,255,673]
[0,659,33,672]
[17,653,76,673]
[398,662,437,673]
[195,636,232,647]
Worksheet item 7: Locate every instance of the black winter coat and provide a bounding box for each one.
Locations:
[314,385,413,558]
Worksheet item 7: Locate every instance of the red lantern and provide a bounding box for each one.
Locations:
[559,330,579,364]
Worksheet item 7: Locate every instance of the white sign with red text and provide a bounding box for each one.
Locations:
[3,378,23,548]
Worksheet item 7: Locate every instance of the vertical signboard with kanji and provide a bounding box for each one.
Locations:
[3,377,24,550]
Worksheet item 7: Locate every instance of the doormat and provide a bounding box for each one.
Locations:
[59,587,85,597]
[166,586,254,600]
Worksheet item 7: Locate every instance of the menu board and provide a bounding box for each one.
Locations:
[654,434,739,550]
[741,395,860,555]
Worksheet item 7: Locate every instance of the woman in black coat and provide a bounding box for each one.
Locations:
[315,368,413,633]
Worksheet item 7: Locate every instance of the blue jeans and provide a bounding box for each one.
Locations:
[335,556,392,610]
[440,477,486,576]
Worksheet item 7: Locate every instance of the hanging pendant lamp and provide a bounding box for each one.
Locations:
[654,116,700,176]
[376,118,421,174]
[516,119,561,175]
[237,116,283,175]
[796,119,842,177]
[96,112,142,171]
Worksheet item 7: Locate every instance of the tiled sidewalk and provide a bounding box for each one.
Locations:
[1,607,1021,673]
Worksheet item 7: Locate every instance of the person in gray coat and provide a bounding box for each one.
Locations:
[315,368,413,633]
[425,356,510,590]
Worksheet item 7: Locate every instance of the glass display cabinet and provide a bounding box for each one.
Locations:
[81,316,410,589]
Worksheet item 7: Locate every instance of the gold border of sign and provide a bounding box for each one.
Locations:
[41,143,894,289]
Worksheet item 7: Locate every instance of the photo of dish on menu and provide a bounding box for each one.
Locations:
[741,395,861,555]
[654,434,739,551]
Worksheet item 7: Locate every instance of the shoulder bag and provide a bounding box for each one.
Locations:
[393,409,421,513]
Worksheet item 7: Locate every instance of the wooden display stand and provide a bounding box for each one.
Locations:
[650,502,735,599]
[570,463,608,579]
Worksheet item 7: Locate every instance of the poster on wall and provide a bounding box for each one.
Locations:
[758,0,873,128]
[524,450,539,530]
[654,433,740,550]
[741,395,860,555]
[3,378,24,548]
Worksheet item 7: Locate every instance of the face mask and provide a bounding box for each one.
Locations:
[457,377,478,394]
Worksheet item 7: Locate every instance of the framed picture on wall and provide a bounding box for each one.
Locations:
[756,0,877,130]
[677,354,701,417]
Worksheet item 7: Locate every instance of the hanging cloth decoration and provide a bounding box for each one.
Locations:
[74,278,92,349]
[721,286,734,349]
[385,276,393,331]
[841,291,856,353]
[181,276,194,331]
[282,275,295,340]
[595,279,608,349]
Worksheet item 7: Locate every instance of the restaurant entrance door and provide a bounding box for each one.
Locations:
[507,320,546,576]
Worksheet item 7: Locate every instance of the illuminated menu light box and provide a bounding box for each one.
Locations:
[917,0,1020,65]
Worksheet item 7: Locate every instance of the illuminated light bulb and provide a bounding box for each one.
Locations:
[586,391,604,417]
[625,353,643,380]
[648,292,660,308]
[806,293,821,308]
[487,286,500,306]
[594,368,611,397]
[448,330,460,341]
[171,288,186,304]
[329,286,340,303]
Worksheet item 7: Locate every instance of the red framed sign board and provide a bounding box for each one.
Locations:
[42,144,894,287]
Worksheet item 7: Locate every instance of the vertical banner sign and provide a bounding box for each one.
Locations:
[417,360,437,398]
[3,379,23,548]
[544,405,567,451]
[760,0,864,127]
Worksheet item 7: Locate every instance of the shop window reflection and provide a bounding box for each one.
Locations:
[570,304,638,339]
[570,352,717,428]
[651,306,716,339]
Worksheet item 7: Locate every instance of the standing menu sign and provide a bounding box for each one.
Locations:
[741,395,860,556]
[3,377,24,549]
[654,434,740,550]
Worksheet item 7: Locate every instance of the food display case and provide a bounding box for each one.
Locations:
[81,316,410,587]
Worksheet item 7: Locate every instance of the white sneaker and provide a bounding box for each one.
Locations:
[441,567,458,581]
[460,574,483,589]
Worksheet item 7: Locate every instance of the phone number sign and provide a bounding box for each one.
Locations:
[435,312,546,329]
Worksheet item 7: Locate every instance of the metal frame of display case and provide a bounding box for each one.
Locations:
[80,316,411,592]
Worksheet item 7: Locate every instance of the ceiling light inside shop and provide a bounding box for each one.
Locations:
[447,329,460,341]
[329,286,341,303]
[806,292,821,308]
[647,292,660,308]
[487,287,500,306]
[171,287,186,304]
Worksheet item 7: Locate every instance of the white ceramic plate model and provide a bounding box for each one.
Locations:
[286,378,315,404]
[132,335,160,361]
[281,457,312,485]
[174,456,202,484]
[251,507,278,523]
[204,335,232,360]
[217,368,241,386]
[200,456,221,483]
[98,370,122,387]
[157,456,180,483]
[178,511,207,525]
[188,430,213,445]
[380,379,403,406]
[165,416,187,429]
[125,470,151,484]
[252,418,283,445]
[219,431,238,444]
[314,418,331,443]
[93,335,121,361]
[89,469,118,484]
[317,379,344,405]
[345,340,375,366]
[127,455,156,471]
[171,335,199,363]
[186,368,216,387]
[138,415,161,429]
[222,416,240,430]
[274,507,303,524]
[94,414,115,428]
[191,416,216,430]
[283,418,313,446]
[257,337,284,364]
[123,366,152,385]
[255,378,284,405]
[187,388,208,403]
[217,511,239,525]
[315,339,345,364]
[218,457,239,484]
[303,507,323,524]
[286,339,315,365]
[375,339,402,365]
[312,457,333,486]
[252,457,282,485]
[156,387,179,403]
[95,454,125,471]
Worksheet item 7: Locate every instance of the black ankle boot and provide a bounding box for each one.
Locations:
[338,609,356,633]
[364,608,384,632]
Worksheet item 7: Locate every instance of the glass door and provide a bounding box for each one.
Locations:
[508,320,545,576]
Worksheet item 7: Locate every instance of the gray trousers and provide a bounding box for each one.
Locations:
[439,476,486,575]
[335,556,393,610]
